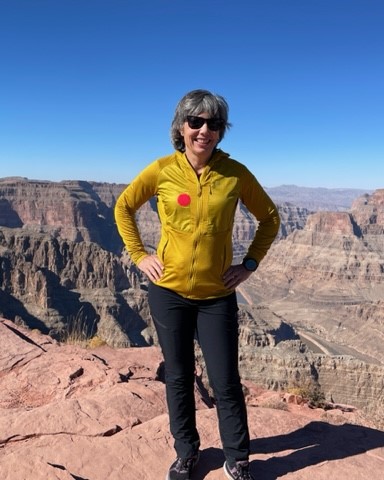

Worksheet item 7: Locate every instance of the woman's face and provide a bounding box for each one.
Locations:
[180,112,221,161]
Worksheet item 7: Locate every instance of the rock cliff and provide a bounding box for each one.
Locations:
[1,178,383,432]
[0,177,124,252]
[241,190,384,365]
[1,319,383,480]
[0,226,155,347]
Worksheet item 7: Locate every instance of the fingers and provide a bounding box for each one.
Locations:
[223,264,252,289]
[138,258,252,287]
[137,255,164,282]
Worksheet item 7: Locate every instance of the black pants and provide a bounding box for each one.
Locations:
[148,283,250,466]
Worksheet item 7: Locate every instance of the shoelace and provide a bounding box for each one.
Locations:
[174,457,195,473]
[232,462,253,480]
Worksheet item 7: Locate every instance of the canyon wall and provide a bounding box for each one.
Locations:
[1,178,383,423]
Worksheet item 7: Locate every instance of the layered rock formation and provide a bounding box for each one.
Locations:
[1,319,384,480]
[242,190,384,365]
[1,178,383,433]
[0,176,307,344]
[0,177,124,252]
[351,189,384,235]
[0,177,306,251]
[0,226,154,347]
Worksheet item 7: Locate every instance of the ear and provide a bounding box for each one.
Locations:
[179,126,185,137]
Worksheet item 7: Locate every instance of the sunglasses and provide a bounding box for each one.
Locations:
[186,116,224,131]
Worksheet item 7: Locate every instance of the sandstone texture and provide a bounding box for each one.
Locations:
[1,178,384,455]
[1,319,384,480]
[0,178,125,252]
[0,177,307,347]
[242,190,384,362]
[238,191,384,426]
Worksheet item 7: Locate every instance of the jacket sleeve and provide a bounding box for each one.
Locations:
[114,161,160,265]
[240,168,280,263]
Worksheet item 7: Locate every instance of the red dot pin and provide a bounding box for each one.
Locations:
[177,193,191,207]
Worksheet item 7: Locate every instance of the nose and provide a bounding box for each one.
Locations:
[199,122,210,133]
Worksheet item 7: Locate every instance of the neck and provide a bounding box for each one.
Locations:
[185,151,214,175]
[189,159,207,175]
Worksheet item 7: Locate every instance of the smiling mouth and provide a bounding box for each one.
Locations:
[195,138,211,145]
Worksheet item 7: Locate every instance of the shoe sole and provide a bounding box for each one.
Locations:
[223,461,233,480]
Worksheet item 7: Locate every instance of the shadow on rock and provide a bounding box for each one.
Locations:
[193,447,225,478]
[250,421,384,479]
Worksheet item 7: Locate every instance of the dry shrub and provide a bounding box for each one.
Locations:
[287,381,326,409]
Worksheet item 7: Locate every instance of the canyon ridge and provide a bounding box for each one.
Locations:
[0,178,383,434]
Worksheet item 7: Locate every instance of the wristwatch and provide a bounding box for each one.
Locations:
[242,258,258,272]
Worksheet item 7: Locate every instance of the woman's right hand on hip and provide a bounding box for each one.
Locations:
[138,255,164,282]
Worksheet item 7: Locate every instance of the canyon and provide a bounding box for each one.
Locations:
[0,177,383,432]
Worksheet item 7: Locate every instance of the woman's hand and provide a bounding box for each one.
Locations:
[137,255,164,282]
[223,264,253,290]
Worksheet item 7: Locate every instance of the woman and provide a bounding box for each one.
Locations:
[115,89,280,480]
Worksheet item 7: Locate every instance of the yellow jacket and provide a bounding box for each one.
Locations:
[115,149,280,299]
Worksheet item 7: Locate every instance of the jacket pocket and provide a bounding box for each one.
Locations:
[157,234,169,264]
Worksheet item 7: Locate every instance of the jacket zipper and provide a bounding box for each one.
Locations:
[188,180,203,295]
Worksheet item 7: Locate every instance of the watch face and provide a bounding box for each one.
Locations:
[244,258,258,271]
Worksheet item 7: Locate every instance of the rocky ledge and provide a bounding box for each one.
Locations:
[1,319,383,480]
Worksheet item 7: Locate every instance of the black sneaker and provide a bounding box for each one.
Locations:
[166,452,200,480]
[224,460,255,480]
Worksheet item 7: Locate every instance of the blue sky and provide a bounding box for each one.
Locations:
[0,0,383,190]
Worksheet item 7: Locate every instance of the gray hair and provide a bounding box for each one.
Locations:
[171,89,231,152]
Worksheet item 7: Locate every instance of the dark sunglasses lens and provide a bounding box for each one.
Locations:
[187,116,205,129]
[207,119,223,131]
[187,116,223,131]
